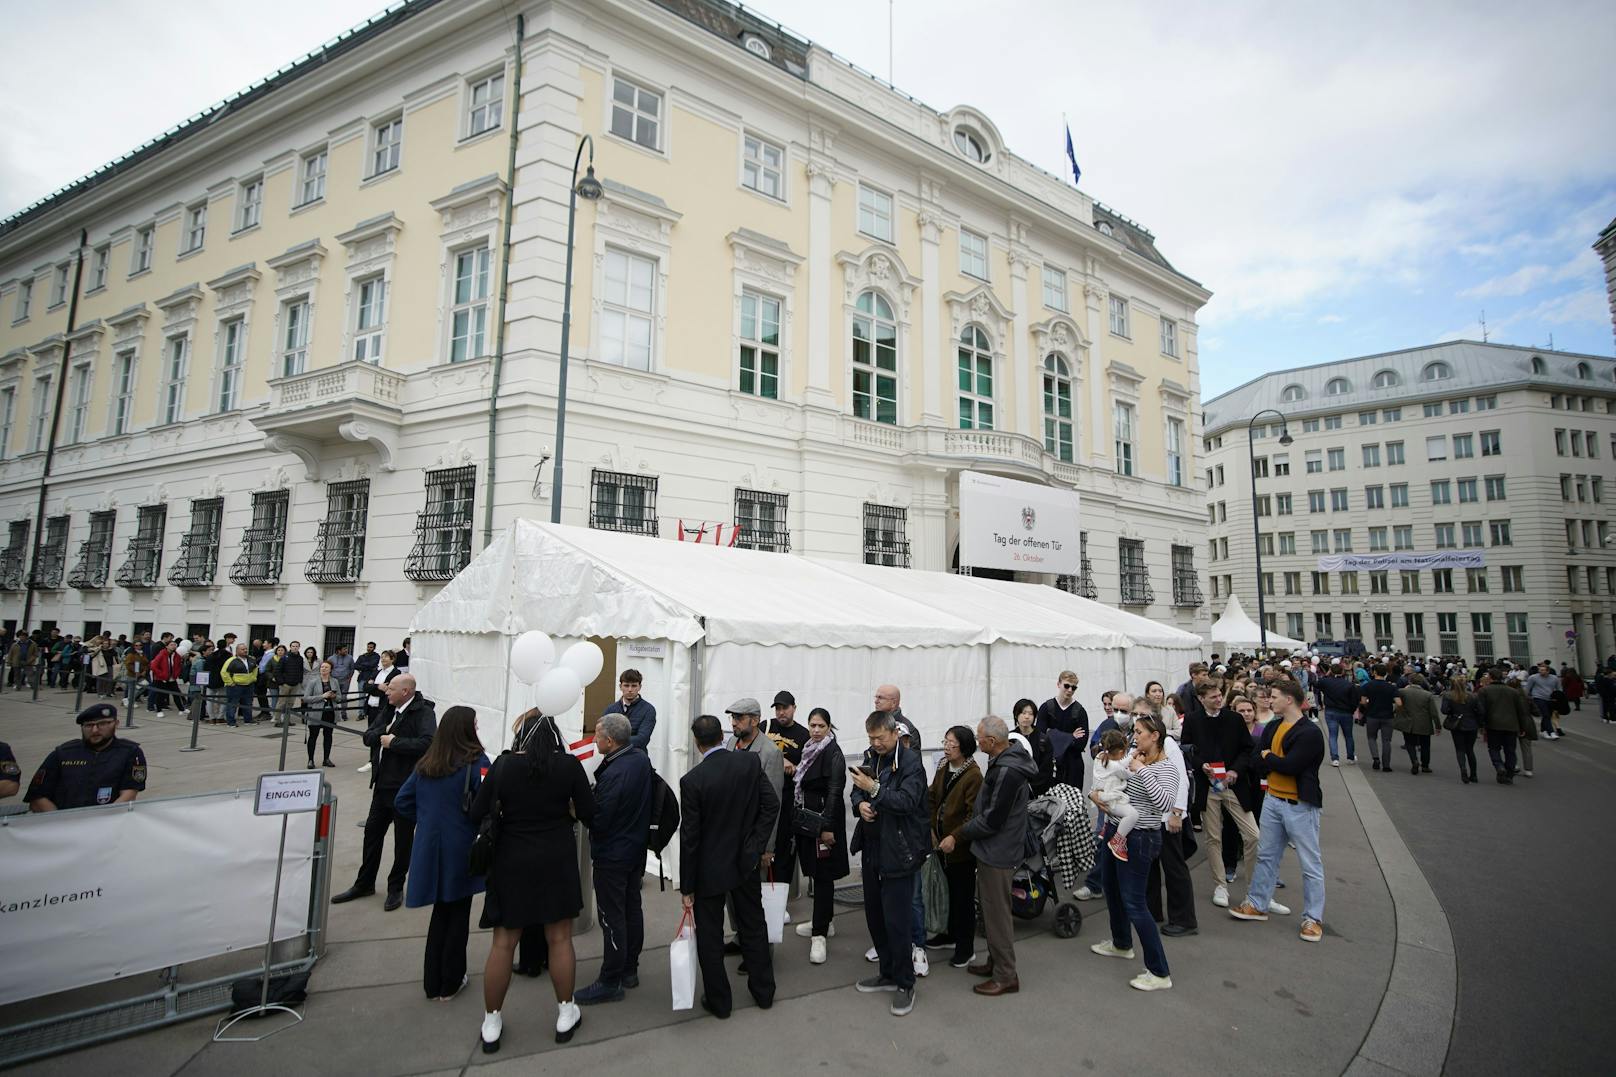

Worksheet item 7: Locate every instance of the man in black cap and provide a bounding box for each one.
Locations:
[27,703,147,811]
[765,690,810,871]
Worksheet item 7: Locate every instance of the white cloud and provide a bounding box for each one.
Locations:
[1317,314,1345,324]
[1459,250,1600,299]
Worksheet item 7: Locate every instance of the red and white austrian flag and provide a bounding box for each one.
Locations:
[569,735,596,761]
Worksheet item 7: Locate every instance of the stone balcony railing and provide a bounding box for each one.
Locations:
[252,359,406,480]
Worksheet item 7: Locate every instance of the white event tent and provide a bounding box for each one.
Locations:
[1209,595,1306,652]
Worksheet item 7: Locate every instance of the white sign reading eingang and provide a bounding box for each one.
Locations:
[958,470,1081,575]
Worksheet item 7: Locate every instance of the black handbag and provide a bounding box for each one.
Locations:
[794,804,827,837]
[459,760,480,814]
[468,762,501,876]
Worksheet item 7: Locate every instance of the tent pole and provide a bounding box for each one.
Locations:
[1121,647,1130,696]
[984,643,993,717]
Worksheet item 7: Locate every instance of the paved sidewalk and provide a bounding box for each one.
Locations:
[3,694,1417,1075]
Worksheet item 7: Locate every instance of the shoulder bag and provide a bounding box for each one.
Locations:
[468,760,502,876]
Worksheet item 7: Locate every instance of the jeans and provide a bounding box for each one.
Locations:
[225,685,253,726]
[861,855,916,990]
[593,860,644,985]
[1402,733,1431,770]
[423,896,472,999]
[1364,717,1394,764]
[1247,797,1325,924]
[1533,698,1555,735]
[1323,710,1356,761]
[1485,730,1518,774]
[1451,729,1479,779]
[1099,822,1168,977]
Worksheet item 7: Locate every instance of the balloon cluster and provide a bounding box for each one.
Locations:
[509,631,605,715]
[176,640,193,656]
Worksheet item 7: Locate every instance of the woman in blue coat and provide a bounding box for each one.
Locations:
[395,705,489,1001]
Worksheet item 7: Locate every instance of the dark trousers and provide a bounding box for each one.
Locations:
[800,837,837,936]
[773,784,796,866]
[306,721,333,763]
[693,875,773,1016]
[1403,733,1431,769]
[1145,826,1197,929]
[356,785,414,893]
[593,859,645,985]
[254,680,271,716]
[1534,698,1555,735]
[860,855,916,991]
[423,896,472,998]
[1100,823,1169,977]
[1451,729,1479,779]
[1364,718,1394,764]
[1486,731,1519,774]
[225,685,253,725]
[943,858,977,963]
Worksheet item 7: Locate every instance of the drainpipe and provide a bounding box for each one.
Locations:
[19,228,87,632]
[482,11,524,549]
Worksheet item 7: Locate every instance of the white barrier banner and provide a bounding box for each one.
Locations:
[958,470,1081,575]
[0,790,317,1006]
[1316,551,1485,572]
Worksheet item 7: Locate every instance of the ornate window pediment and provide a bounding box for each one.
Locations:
[837,246,919,321]
[944,284,1013,344]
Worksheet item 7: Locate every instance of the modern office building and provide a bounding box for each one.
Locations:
[1597,216,1616,348]
[1202,341,1616,670]
[0,0,1212,649]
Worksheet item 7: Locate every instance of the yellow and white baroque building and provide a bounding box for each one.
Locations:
[0,0,1212,648]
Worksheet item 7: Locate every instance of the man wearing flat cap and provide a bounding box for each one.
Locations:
[28,704,147,811]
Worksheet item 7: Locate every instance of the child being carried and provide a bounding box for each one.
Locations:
[1091,729,1141,862]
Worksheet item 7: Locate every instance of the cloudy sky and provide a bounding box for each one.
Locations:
[2,0,1612,395]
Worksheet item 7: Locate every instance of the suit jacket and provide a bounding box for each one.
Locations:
[678,748,779,898]
[364,693,437,790]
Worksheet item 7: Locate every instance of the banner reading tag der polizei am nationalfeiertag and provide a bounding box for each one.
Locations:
[958,470,1081,576]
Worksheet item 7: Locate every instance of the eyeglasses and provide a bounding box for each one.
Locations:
[83,719,118,730]
[1059,683,1077,691]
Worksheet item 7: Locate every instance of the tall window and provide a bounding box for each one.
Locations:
[354,276,387,363]
[170,498,223,587]
[1167,419,1185,486]
[589,469,658,535]
[957,325,994,429]
[14,278,32,320]
[230,490,290,585]
[609,76,660,149]
[1160,318,1178,357]
[862,503,910,567]
[959,230,989,280]
[405,467,476,581]
[1113,402,1135,475]
[468,72,505,136]
[29,375,52,452]
[115,504,167,588]
[852,291,897,425]
[1118,539,1151,604]
[372,117,403,175]
[183,203,207,253]
[738,290,780,398]
[857,185,893,242]
[742,134,784,199]
[306,480,370,583]
[31,515,69,588]
[111,349,135,436]
[298,148,328,205]
[1170,545,1201,607]
[450,245,493,363]
[280,298,310,376]
[66,364,92,444]
[133,227,154,274]
[1362,444,1381,467]
[238,177,263,231]
[50,263,70,307]
[214,323,242,413]
[0,520,29,590]
[69,510,117,589]
[734,488,789,553]
[1108,295,1129,337]
[90,246,109,291]
[0,386,14,458]
[1043,266,1067,311]
[1042,355,1073,461]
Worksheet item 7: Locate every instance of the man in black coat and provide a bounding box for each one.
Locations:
[679,713,779,1019]
[333,673,436,910]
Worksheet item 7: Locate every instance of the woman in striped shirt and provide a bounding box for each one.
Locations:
[1089,712,1180,991]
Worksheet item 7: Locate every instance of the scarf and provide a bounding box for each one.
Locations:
[794,732,834,809]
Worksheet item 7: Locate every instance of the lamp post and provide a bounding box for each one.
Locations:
[550,135,604,524]
[1247,408,1293,650]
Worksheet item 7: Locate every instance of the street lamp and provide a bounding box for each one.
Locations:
[1248,408,1293,650]
[550,135,605,524]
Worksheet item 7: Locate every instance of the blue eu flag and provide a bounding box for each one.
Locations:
[1065,123,1081,187]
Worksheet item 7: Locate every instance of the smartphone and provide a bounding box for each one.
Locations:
[849,764,876,779]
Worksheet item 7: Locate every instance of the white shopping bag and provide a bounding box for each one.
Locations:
[761,877,790,944]
[669,909,697,1011]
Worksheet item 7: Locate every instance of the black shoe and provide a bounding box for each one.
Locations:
[1421,765,1432,773]
[752,992,774,1010]
[1161,923,1198,937]
[723,940,743,956]
[700,995,731,1020]
[1371,759,1381,771]
[332,885,375,904]
[574,980,624,1005]
[924,934,954,951]
[622,973,640,989]
[737,961,749,976]
[323,759,335,767]
[1411,764,1420,775]
[384,890,403,912]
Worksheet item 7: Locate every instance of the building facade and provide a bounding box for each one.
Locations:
[0,0,1212,649]
[1202,342,1616,670]
[1596,216,1616,349]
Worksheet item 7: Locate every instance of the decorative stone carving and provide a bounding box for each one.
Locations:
[945,285,1014,344]
[838,247,920,319]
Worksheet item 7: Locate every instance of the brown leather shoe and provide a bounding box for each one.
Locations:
[973,979,1019,996]
[966,961,994,978]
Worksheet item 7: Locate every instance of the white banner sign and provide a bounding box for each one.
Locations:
[1316,551,1485,572]
[255,771,324,815]
[0,790,317,1006]
[958,470,1081,575]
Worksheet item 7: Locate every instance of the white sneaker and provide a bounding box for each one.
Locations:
[1331,759,1340,768]
[1268,900,1292,916]
[1130,971,1173,991]
[156,711,166,718]
[481,1010,502,1049]
[1090,940,1135,959]
[555,999,581,1041]
[357,762,372,773]
[796,920,835,938]
[1212,885,1229,908]
[1522,769,1534,777]
[810,936,827,964]
[912,946,930,977]
[1074,886,1101,901]
[865,946,879,962]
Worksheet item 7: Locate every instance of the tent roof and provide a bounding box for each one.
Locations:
[983,580,1203,649]
[1209,595,1305,650]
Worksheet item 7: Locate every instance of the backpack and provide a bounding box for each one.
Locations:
[645,769,680,890]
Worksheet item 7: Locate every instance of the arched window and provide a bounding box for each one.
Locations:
[1421,361,1452,382]
[852,291,897,425]
[1530,355,1546,374]
[1097,221,1114,237]
[957,325,994,429]
[1325,377,1350,396]
[1576,361,1591,380]
[1043,354,1074,462]
[953,128,988,163]
[1372,369,1401,389]
[1281,384,1306,402]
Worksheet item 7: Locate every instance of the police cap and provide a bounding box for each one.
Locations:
[76,703,120,725]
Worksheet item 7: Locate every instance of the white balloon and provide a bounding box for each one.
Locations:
[534,666,583,715]
[559,641,604,685]
[176,640,192,656]
[509,631,555,684]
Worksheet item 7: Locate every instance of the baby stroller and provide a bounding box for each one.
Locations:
[1011,789,1091,939]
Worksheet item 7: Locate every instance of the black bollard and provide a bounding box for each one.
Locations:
[180,691,207,752]
[123,682,138,730]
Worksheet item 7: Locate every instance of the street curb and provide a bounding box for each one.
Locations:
[1338,765,1457,1077]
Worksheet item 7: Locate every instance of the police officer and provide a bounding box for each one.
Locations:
[0,740,21,799]
[27,703,147,811]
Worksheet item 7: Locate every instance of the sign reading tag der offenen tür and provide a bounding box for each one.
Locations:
[957,470,1082,576]
[254,771,324,816]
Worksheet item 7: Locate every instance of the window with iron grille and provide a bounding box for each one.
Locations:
[69,514,116,588]
[1056,531,1097,599]
[406,466,476,581]
[0,520,28,590]
[589,470,658,535]
[1506,613,1530,661]
[1170,545,1202,607]
[862,503,910,568]
[1118,539,1153,605]
[115,505,167,588]
[231,491,289,586]
[306,480,370,583]
[31,515,68,588]
[170,498,223,587]
[734,488,789,553]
